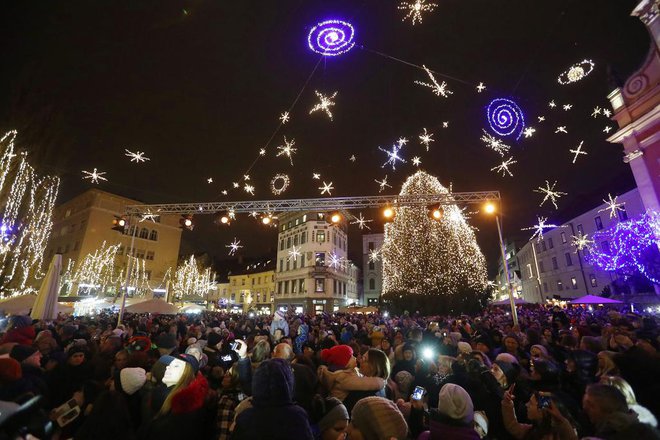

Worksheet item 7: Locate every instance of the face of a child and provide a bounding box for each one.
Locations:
[346,356,357,370]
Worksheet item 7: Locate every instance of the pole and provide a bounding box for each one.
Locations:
[118,215,137,326]
[495,215,519,327]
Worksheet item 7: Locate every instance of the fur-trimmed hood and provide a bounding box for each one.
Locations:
[171,372,209,415]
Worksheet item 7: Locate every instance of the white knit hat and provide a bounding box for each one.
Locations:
[458,341,472,354]
[495,353,519,365]
[120,367,147,395]
[438,383,474,424]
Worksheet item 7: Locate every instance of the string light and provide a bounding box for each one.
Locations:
[598,193,625,219]
[259,148,266,156]
[82,168,107,184]
[226,238,243,256]
[279,111,290,124]
[124,149,150,163]
[244,184,255,195]
[523,127,536,138]
[419,128,434,151]
[350,212,373,230]
[569,141,587,163]
[476,82,486,93]
[490,157,517,177]
[522,216,560,242]
[415,65,453,97]
[571,232,593,252]
[270,173,290,195]
[591,107,602,118]
[534,180,567,209]
[558,59,595,85]
[309,91,338,121]
[562,104,573,111]
[276,136,298,165]
[486,98,525,140]
[379,138,407,170]
[412,156,421,166]
[398,0,437,25]
[555,126,568,134]
[319,181,334,195]
[480,130,511,157]
[307,19,355,56]
[172,255,215,301]
[375,175,392,193]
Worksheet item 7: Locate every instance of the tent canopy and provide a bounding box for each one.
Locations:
[0,294,38,315]
[124,298,179,314]
[569,295,623,305]
[337,305,378,314]
[492,297,528,306]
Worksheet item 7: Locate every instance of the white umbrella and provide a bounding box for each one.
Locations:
[0,294,37,315]
[125,298,178,314]
[31,254,62,320]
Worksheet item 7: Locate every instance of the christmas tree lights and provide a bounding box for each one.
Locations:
[172,255,215,301]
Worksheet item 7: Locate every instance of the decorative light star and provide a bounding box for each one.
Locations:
[523,127,536,138]
[140,210,159,223]
[368,248,381,263]
[397,137,409,146]
[375,175,392,193]
[534,180,567,209]
[228,209,237,220]
[270,173,290,195]
[603,126,612,133]
[569,141,587,163]
[288,245,302,261]
[243,174,250,181]
[249,211,259,218]
[244,184,255,195]
[415,65,453,97]
[226,238,243,256]
[82,168,107,184]
[412,156,421,166]
[419,128,434,151]
[276,136,298,165]
[319,181,334,195]
[522,216,559,242]
[476,82,486,93]
[591,107,602,118]
[563,104,573,111]
[442,121,449,128]
[555,126,568,134]
[124,149,150,163]
[379,139,407,170]
[221,190,228,195]
[259,148,266,156]
[328,252,345,269]
[571,233,593,252]
[549,100,557,108]
[398,0,437,25]
[558,59,595,85]
[350,212,373,230]
[232,182,240,188]
[490,157,517,177]
[538,116,546,122]
[312,173,321,180]
[598,193,626,219]
[349,155,356,162]
[279,111,290,124]
[207,177,213,184]
[602,108,612,118]
[480,130,511,157]
[309,90,337,121]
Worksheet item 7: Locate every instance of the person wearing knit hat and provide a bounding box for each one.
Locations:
[416,384,480,440]
[458,341,473,355]
[318,346,386,401]
[530,344,550,360]
[393,370,415,400]
[320,344,355,370]
[155,333,178,356]
[0,357,22,383]
[315,397,349,440]
[347,396,408,440]
[495,352,519,365]
[492,360,520,389]
[119,367,147,395]
[177,353,199,373]
[10,345,41,367]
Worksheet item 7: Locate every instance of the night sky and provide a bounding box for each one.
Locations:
[0,0,650,274]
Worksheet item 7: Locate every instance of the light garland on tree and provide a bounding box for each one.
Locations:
[172,255,215,301]
[381,171,487,296]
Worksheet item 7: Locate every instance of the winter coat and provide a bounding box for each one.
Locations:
[416,410,481,440]
[318,365,385,401]
[294,324,309,354]
[141,373,216,440]
[1,326,35,345]
[46,362,93,408]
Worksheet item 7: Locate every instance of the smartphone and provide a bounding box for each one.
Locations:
[221,354,233,362]
[230,341,239,351]
[537,395,552,409]
[412,386,426,401]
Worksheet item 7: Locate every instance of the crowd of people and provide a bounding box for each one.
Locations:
[0,303,659,440]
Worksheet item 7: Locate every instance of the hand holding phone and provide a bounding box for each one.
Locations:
[412,386,426,401]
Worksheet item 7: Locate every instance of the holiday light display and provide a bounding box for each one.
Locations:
[309,91,338,121]
[523,127,536,138]
[480,130,511,157]
[312,173,321,180]
[319,181,334,195]
[538,116,545,122]
[476,82,486,93]
[563,104,573,111]
[82,168,107,184]
[415,65,453,97]
[570,141,587,163]
[279,111,290,124]
[555,126,568,134]
[124,149,150,163]
[603,108,612,118]
[276,136,298,165]
[398,0,437,25]
[558,59,595,85]
[288,245,301,261]
[486,98,525,140]
[349,155,356,162]
[412,156,421,166]
[375,175,392,193]
[379,139,407,170]
[419,128,434,151]
[603,126,612,133]
[368,248,381,263]
[61,241,121,296]
[307,19,355,56]
[571,232,593,252]
[490,157,517,177]
[270,174,290,195]
[172,255,215,301]
[522,216,559,242]
[350,213,373,230]
[534,180,567,209]
[598,194,626,219]
[381,171,487,296]
[591,107,602,118]
[226,238,243,256]
[244,184,255,195]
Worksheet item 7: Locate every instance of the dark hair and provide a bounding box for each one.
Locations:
[585,383,628,414]
[74,391,136,440]
[524,393,578,440]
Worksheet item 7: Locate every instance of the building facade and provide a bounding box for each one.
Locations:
[274,212,359,314]
[224,259,276,314]
[494,239,523,301]
[362,233,384,306]
[516,189,646,302]
[45,189,182,297]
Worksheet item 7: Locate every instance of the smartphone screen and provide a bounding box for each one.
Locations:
[412,386,426,400]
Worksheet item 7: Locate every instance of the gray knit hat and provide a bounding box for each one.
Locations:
[351,396,408,440]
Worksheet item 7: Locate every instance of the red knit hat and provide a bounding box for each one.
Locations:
[321,344,353,368]
[0,357,22,382]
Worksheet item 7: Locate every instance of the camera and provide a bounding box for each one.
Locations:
[412,386,426,401]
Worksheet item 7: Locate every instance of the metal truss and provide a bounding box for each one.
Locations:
[125,191,500,216]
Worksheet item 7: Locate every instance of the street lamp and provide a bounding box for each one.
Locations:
[484,202,519,326]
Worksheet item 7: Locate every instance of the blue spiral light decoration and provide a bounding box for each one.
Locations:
[486,98,525,140]
[307,19,355,57]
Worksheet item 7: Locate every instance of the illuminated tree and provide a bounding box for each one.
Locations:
[381,171,487,313]
[172,255,215,301]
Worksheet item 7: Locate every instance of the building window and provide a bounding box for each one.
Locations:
[287,237,291,248]
[552,257,558,270]
[294,235,299,246]
[368,241,374,251]
[295,218,299,226]
[539,261,545,273]
[368,261,375,270]
[577,224,584,235]
[333,279,337,293]
[541,241,547,251]
[317,231,326,242]
[535,243,541,253]
[561,232,567,244]
[590,274,597,288]
[548,238,554,249]
[557,280,563,291]
[315,252,325,266]
[315,278,324,292]
[302,214,307,222]
[135,249,145,259]
[278,282,282,294]
[279,259,283,272]
[146,251,155,261]
[543,282,548,293]
[292,280,297,293]
[618,207,628,221]
[301,254,305,267]
[149,230,158,241]
[565,252,572,266]
[299,279,305,293]
[139,228,149,239]
[280,240,284,251]
[594,216,603,230]
[284,281,289,294]
[369,278,375,290]
[301,232,306,244]
[286,260,290,271]
[571,277,578,289]
[145,270,151,280]
[293,258,297,270]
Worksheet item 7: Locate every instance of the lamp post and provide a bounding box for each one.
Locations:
[484,203,519,327]
[118,214,137,326]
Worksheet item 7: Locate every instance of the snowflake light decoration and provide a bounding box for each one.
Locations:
[309,91,337,121]
[375,175,392,193]
[349,155,356,162]
[350,212,373,230]
[490,157,517,177]
[563,104,573,111]
[232,182,240,188]
[538,116,546,122]
[476,82,486,93]
[558,59,595,85]
[569,141,587,163]
[415,65,452,97]
[328,252,346,269]
[124,149,150,163]
[226,238,243,256]
[591,107,601,118]
[221,190,228,195]
[276,136,298,165]
[571,233,593,252]
[598,193,626,219]
[398,0,437,25]
[412,156,421,166]
[522,216,559,242]
[419,128,434,151]
[259,148,266,156]
[243,175,250,181]
[244,184,255,195]
[487,98,525,140]
[82,168,107,184]
[442,121,449,128]
[534,180,567,209]
[140,210,159,223]
[368,248,381,263]
[480,130,511,157]
[307,19,356,56]
[379,139,407,170]
[603,126,612,133]
[603,108,612,118]
[549,100,557,108]
[523,127,536,138]
[288,245,301,261]
[270,173,290,195]
[207,177,213,184]
[319,181,334,195]
[279,111,290,124]
[555,126,568,134]
[312,173,321,180]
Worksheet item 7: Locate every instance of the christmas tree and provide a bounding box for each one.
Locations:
[381,171,487,313]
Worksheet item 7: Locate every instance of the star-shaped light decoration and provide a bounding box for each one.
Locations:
[82,168,107,184]
[555,126,568,134]
[312,173,321,180]
[419,128,434,151]
[442,121,449,128]
[228,209,237,220]
[603,126,612,133]
[571,233,593,252]
[522,216,559,242]
[538,116,546,122]
[480,130,511,157]
[602,108,612,118]
[412,156,422,166]
[244,184,255,195]
[476,82,486,93]
[598,193,626,219]
[534,180,567,209]
[328,252,346,269]
[288,245,302,261]
[221,190,228,195]
[243,175,250,181]
[259,148,266,156]
[276,136,298,165]
[226,238,243,256]
[490,157,517,177]
[309,91,338,121]
[319,181,334,195]
[523,127,536,138]
[232,182,240,188]
[207,177,213,184]
[375,175,392,193]
[368,248,381,263]
[591,107,602,118]
[549,100,557,108]
[349,155,356,162]
[249,211,259,218]
[350,213,373,230]
[415,65,453,97]
[124,149,150,163]
[279,111,290,124]
[569,141,587,163]
[397,137,409,146]
[379,139,407,170]
[563,104,573,111]
[140,210,159,223]
[398,0,438,25]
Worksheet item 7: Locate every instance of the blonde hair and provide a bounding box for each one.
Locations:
[599,375,637,406]
[157,362,196,416]
[596,351,619,377]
